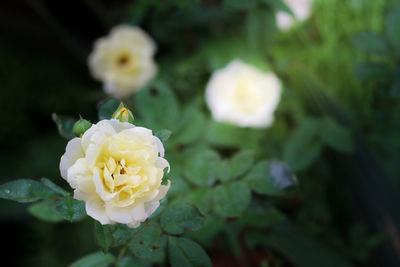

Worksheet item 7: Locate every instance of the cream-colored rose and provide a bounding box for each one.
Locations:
[205,60,281,128]
[88,25,157,98]
[59,119,170,228]
[277,0,313,30]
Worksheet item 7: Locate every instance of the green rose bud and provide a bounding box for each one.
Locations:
[73,116,92,137]
[112,103,135,123]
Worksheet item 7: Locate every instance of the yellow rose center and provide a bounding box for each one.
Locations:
[233,80,263,113]
[117,54,131,67]
[93,133,161,207]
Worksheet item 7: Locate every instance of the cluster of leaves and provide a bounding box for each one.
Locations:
[352,4,400,180]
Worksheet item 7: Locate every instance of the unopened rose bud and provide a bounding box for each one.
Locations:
[73,116,92,137]
[112,103,134,123]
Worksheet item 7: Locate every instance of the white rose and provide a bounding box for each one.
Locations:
[277,0,313,30]
[88,25,157,98]
[59,119,170,228]
[205,60,282,128]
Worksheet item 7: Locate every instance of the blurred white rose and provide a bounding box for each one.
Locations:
[88,25,157,98]
[60,119,170,228]
[277,0,313,30]
[205,60,282,128]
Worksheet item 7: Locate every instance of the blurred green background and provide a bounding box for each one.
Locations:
[1,0,400,266]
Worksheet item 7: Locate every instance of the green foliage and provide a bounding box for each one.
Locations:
[52,113,75,139]
[284,117,353,170]
[353,32,390,56]
[28,199,64,222]
[135,82,180,130]
[183,146,220,187]
[41,177,70,197]
[129,223,167,259]
[116,256,143,267]
[212,181,251,218]
[56,196,85,222]
[283,118,323,171]
[218,150,255,182]
[95,222,113,252]
[173,106,207,145]
[319,117,353,153]
[168,237,212,267]
[70,252,115,267]
[170,189,213,215]
[354,63,392,83]
[98,99,121,120]
[245,160,297,195]
[161,203,204,235]
[386,6,400,55]
[246,6,277,53]
[205,121,263,148]
[0,179,58,203]
[268,223,352,267]
[112,224,139,247]
[154,129,172,143]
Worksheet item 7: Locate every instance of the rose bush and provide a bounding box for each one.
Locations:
[88,25,157,98]
[205,59,282,128]
[60,119,170,228]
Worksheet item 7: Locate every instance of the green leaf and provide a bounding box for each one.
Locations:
[239,202,285,228]
[52,113,75,139]
[135,82,180,130]
[161,203,204,235]
[174,107,207,145]
[268,222,352,267]
[169,189,213,215]
[116,256,143,267]
[155,129,172,143]
[112,224,140,247]
[98,99,120,120]
[205,121,263,148]
[186,217,225,247]
[320,117,353,153]
[56,196,85,222]
[70,252,115,267]
[41,177,70,197]
[0,179,58,203]
[129,223,167,259]
[246,6,277,53]
[354,63,392,83]
[386,6,400,55]
[222,0,261,10]
[168,237,212,267]
[245,160,297,196]
[212,181,251,218]
[28,199,64,222]
[95,221,113,252]
[205,121,243,147]
[218,150,255,182]
[391,80,400,97]
[283,118,323,171]
[353,32,391,56]
[183,146,220,187]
